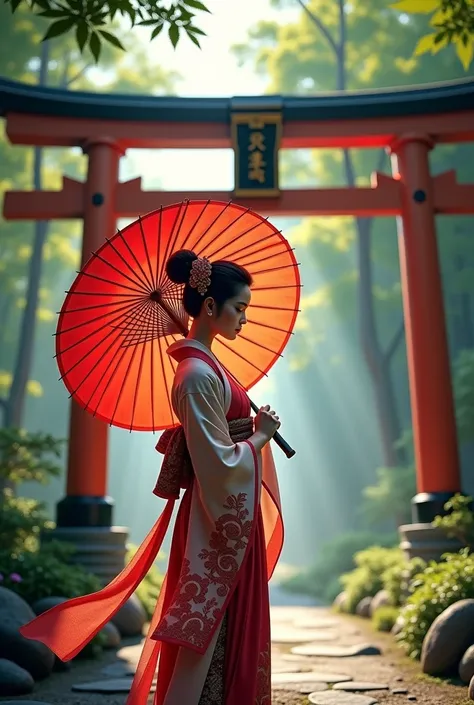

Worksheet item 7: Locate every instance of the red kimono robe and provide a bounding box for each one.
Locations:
[20,339,283,705]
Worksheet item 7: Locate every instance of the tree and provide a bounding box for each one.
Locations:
[391,0,474,69]
[233,0,472,469]
[4,0,210,62]
[0,3,178,428]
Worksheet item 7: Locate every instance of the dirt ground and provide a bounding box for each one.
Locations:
[1,607,471,705]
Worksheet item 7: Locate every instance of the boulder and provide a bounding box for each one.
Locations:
[421,599,474,675]
[369,590,391,617]
[333,592,347,612]
[356,597,372,618]
[460,645,474,684]
[469,674,474,700]
[102,621,121,649]
[32,596,67,615]
[112,593,147,637]
[0,587,55,680]
[391,616,404,636]
[0,658,35,696]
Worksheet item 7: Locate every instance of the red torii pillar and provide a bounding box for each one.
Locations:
[56,138,124,529]
[390,134,461,523]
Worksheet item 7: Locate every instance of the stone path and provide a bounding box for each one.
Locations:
[3,606,470,705]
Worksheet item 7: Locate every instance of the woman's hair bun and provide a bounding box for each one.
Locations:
[166,250,197,285]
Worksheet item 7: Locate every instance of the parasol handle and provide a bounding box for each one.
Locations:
[249,400,296,459]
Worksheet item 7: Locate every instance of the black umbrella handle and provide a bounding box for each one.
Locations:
[249,399,296,459]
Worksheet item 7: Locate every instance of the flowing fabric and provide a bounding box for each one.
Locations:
[20,339,283,705]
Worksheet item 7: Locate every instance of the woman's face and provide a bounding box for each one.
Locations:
[208,285,251,341]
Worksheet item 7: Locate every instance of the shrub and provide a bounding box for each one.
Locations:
[397,549,474,660]
[0,428,63,485]
[341,546,405,614]
[372,606,399,632]
[126,544,164,619]
[280,531,397,604]
[0,541,101,606]
[383,556,427,607]
[432,493,474,547]
[0,489,53,553]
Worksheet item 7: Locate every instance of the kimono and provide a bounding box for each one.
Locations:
[20,339,283,705]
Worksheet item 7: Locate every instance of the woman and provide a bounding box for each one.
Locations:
[20,250,284,705]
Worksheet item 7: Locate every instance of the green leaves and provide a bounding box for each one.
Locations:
[168,22,179,47]
[89,30,101,61]
[42,16,76,41]
[99,29,125,49]
[183,0,210,11]
[5,0,211,61]
[391,0,474,69]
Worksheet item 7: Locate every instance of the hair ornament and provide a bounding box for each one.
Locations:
[188,256,212,296]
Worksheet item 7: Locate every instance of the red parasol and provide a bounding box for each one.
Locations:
[56,200,300,456]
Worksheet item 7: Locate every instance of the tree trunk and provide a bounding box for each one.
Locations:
[333,0,404,466]
[2,42,50,429]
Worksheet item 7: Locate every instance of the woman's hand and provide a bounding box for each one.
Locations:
[255,404,280,441]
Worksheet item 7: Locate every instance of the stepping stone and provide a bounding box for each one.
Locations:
[308,692,379,705]
[272,664,312,674]
[293,618,339,629]
[333,682,389,692]
[391,687,408,694]
[272,672,352,685]
[275,682,328,694]
[272,629,338,644]
[72,678,157,694]
[291,643,381,658]
[280,654,320,665]
[116,643,143,665]
[101,662,136,677]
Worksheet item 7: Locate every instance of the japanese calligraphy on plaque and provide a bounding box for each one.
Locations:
[231,112,282,197]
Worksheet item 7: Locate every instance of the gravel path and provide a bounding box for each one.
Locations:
[0,606,470,705]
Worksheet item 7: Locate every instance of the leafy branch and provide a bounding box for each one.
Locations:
[4,0,210,61]
[391,0,474,69]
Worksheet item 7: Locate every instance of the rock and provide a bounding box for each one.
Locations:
[369,590,391,617]
[277,682,328,694]
[460,645,474,684]
[272,672,352,685]
[391,616,404,636]
[468,674,474,700]
[391,688,408,694]
[111,593,147,637]
[101,621,121,649]
[333,591,348,611]
[0,658,35,696]
[291,643,381,658]
[73,678,156,694]
[0,587,55,680]
[308,693,378,705]
[356,597,372,618]
[32,596,67,615]
[421,599,474,675]
[333,682,389,692]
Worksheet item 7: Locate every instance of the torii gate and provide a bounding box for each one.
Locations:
[2,76,474,572]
